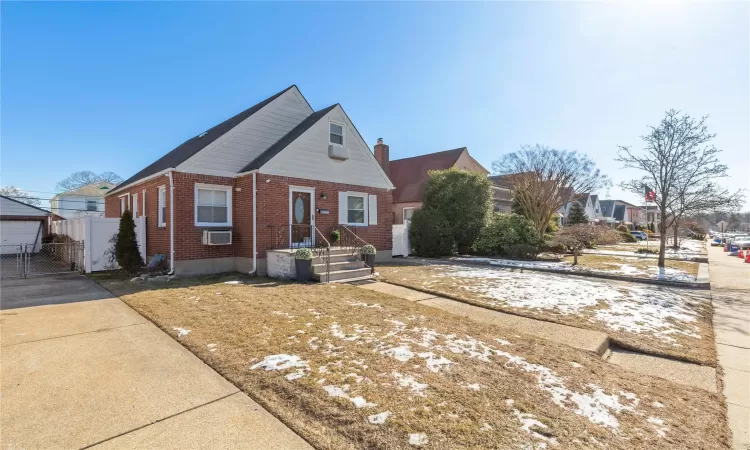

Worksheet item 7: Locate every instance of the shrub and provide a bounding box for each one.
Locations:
[636,248,658,254]
[295,248,313,260]
[114,210,143,274]
[551,225,621,264]
[360,244,376,255]
[329,229,340,244]
[619,231,637,243]
[409,208,454,257]
[616,224,629,233]
[506,244,540,259]
[473,213,539,256]
[423,169,492,252]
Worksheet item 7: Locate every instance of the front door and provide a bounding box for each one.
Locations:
[291,190,313,247]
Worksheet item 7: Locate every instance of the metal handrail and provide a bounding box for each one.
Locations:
[337,225,372,271]
[313,226,331,283]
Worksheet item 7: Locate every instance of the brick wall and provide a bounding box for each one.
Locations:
[105,171,393,264]
[255,173,393,258]
[393,201,422,225]
[104,176,172,258]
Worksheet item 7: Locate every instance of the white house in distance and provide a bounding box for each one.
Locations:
[50,181,113,219]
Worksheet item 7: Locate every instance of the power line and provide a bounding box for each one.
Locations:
[3,196,104,204]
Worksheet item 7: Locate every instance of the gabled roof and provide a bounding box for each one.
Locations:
[599,199,615,218]
[239,104,338,173]
[54,181,114,198]
[489,174,514,190]
[389,148,466,203]
[109,85,299,195]
[613,204,626,221]
[0,195,52,216]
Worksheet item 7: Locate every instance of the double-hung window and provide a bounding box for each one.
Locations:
[118,194,130,216]
[158,187,166,227]
[329,122,344,146]
[86,200,98,212]
[132,194,139,219]
[195,184,232,227]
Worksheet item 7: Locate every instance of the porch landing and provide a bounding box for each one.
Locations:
[266,247,372,283]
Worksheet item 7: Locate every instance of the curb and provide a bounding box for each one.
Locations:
[395,257,711,290]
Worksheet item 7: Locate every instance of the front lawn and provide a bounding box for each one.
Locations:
[560,254,699,281]
[378,264,715,366]
[95,274,727,449]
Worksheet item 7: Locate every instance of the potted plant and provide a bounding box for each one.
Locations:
[294,248,313,282]
[360,244,376,273]
[330,229,340,245]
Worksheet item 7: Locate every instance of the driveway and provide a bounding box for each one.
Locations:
[0,274,311,449]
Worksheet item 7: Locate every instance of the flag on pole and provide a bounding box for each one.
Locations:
[644,185,656,202]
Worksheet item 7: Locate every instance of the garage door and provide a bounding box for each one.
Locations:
[0,220,43,255]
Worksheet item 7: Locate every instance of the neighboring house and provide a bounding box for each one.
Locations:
[488,175,514,213]
[50,182,113,219]
[562,193,603,225]
[378,145,489,224]
[599,199,640,228]
[645,205,661,225]
[104,85,394,277]
[0,195,52,254]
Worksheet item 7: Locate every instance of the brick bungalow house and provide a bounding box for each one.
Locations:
[373,145,488,224]
[105,86,394,277]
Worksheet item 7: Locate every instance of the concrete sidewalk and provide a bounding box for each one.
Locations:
[707,244,750,449]
[1,275,311,449]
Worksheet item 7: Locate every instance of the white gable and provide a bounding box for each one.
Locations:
[1,196,49,217]
[176,87,313,177]
[258,105,394,190]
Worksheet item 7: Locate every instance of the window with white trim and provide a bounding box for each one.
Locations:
[86,200,98,212]
[403,207,415,223]
[329,122,344,146]
[346,193,366,225]
[194,184,232,227]
[158,187,166,227]
[118,194,129,216]
[132,194,138,219]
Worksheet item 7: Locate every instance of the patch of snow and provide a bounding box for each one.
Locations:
[647,416,668,437]
[513,409,558,445]
[409,433,428,446]
[285,371,306,381]
[434,266,702,344]
[480,423,493,432]
[417,352,453,372]
[462,382,481,391]
[367,411,392,424]
[346,300,383,309]
[384,345,415,362]
[172,327,191,338]
[494,338,512,346]
[251,354,308,372]
[393,371,428,397]
[207,343,217,352]
[223,280,242,284]
[652,401,665,408]
[271,310,296,318]
[307,337,320,350]
[322,384,377,408]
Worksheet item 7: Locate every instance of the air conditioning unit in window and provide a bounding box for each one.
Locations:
[202,230,232,245]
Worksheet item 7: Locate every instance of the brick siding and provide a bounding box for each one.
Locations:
[105,171,393,264]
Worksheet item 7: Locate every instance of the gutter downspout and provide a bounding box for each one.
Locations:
[250,172,257,275]
[167,170,175,275]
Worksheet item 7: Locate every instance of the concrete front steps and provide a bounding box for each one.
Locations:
[312,248,372,283]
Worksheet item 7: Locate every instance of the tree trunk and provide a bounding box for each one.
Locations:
[672,226,680,250]
[573,248,579,265]
[658,206,667,268]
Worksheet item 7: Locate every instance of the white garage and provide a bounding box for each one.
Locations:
[1,195,50,255]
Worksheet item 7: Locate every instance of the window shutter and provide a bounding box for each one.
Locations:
[368,195,378,225]
[338,192,347,224]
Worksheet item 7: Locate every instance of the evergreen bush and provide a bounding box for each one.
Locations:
[409,208,454,257]
[115,210,143,274]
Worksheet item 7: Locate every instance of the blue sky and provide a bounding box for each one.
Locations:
[2,1,748,209]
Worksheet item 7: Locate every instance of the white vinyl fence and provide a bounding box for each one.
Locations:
[392,221,411,257]
[52,216,146,272]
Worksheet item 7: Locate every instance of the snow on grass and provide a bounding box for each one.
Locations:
[647,416,668,437]
[434,267,701,344]
[368,411,392,424]
[251,354,308,371]
[272,311,296,318]
[172,327,191,338]
[346,300,383,309]
[570,362,583,368]
[323,384,377,408]
[207,343,217,352]
[408,433,428,446]
[393,371,429,397]
[461,382,481,391]
[452,255,697,281]
[509,401,558,445]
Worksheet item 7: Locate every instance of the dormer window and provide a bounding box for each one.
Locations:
[329,122,344,146]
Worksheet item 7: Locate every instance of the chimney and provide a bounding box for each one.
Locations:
[374,137,390,176]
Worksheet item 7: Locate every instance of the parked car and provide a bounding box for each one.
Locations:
[630,231,648,241]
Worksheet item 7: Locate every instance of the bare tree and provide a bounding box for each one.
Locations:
[0,186,41,206]
[56,171,122,192]
[617,109,741,266]
[551,225,621,265]
[493,145,610,240]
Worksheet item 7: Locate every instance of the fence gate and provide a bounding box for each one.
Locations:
[0,245,24,279]
[22,241,84,277]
